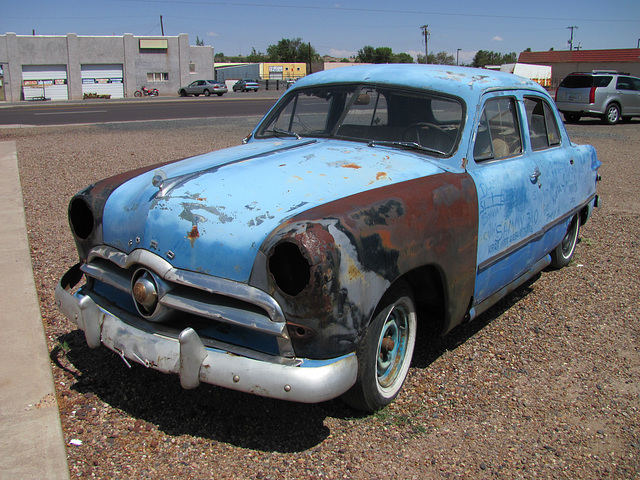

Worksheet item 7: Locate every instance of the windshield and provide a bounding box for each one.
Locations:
[255,84,464,157]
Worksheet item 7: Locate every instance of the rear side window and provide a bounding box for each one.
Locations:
[524,97,561,151]
[473,97,522,161]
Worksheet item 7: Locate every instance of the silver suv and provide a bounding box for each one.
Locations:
[555,71,640,124]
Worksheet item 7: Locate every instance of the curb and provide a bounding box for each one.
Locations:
[0,141,70,480]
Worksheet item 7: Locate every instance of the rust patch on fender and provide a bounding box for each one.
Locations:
[187,225,200,247]
[376,172,388,181]
[342,163,362,169]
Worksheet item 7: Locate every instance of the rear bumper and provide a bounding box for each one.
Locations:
[55,270,358,403]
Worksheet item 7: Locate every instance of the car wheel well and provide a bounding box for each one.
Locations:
[398,266,447,331]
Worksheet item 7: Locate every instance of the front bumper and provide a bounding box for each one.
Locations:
[55,270,358,403]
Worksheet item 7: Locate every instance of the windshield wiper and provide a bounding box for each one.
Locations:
[264,127,301,139]
[368,140,446,156]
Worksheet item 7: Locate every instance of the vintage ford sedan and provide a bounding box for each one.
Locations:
[56,65,600,411]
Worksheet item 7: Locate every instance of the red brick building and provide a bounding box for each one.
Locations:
[518,49,640,87]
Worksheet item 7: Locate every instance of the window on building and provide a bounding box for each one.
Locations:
[189,63,196,74]
[147,72,169,82]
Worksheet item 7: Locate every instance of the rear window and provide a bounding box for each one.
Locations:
[560,74,612,89]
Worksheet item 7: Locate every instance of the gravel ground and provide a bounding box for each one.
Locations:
[2,116,639,479]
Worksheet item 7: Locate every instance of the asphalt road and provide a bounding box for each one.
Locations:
[0,92,284,126]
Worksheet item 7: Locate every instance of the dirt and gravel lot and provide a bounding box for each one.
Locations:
[1,116,638,479]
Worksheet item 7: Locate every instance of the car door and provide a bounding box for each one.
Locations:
[523,94,597,258]
[616,76,640,115]
[467,93,545,304]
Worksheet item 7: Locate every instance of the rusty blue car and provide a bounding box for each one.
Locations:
[56,65,600,411]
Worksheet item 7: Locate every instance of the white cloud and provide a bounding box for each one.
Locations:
[206,31,219,37]
[492,36,503,42]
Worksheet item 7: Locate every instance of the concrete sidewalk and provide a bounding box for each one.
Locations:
[0,142,70,479]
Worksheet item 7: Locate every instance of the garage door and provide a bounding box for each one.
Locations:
[81,64,124,99]
[22,65,69,101]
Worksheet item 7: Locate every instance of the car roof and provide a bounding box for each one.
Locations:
[291,64,546,100]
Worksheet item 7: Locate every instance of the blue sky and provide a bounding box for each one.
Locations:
[1,0,639,63]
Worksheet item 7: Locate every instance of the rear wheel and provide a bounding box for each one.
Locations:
[550,214,580,269]
[603,103,620,125]
[134,90,142,97]
[203,89,211,97]
[341,282,417,412]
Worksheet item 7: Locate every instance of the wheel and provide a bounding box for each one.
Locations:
[341,282,417,412]
[179,90,187,97]
[217,93,223,96]
[550,214,580,269]
[194,94,200,97]
[134,90,142,97]
[603,103,620,125]
[203,89,210,97]
[563,113,581,123]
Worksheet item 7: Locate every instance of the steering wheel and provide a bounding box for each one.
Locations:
[401,122,454,149]
[402,122,453,144]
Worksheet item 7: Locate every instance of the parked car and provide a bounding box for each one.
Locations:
[555,70,640,124]
[56,65,600,412]
[232,79,259,92]
[178,80,227,97]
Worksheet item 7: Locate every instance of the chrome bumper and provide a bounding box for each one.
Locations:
[55,273,358,404]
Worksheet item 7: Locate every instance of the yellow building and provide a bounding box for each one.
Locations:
[260,63,307,80]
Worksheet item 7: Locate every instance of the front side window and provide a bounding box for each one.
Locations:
[524,97,561,151]
[473,97,522,161]
[255,84,464,157]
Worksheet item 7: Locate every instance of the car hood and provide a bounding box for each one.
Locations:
[102,139,446,282]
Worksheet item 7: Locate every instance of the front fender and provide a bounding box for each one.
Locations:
[251,172,479,359]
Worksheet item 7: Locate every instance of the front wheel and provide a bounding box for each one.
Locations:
[134,90,142,97]
[341,282,417,412]
[550,214,580,269]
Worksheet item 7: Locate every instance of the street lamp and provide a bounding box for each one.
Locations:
[457,49,462,66]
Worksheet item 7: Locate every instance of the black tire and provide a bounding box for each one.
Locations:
[563,113,581,123]
[134,90,142,97]
[217,93,224,96]
[179,90,187,97]
[550,214,580,269]
[203,89,210,97]
[603,103,621,125]
[341,282,417,412]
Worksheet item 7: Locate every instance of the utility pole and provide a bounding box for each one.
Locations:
[567,26,578,51]
[421,25,430,64]
[457,48,462,66]
[160,15,165,36]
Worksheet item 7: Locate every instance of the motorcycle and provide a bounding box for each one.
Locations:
[134,86,159,97]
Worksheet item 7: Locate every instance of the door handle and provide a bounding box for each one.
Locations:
[530,167,541,183]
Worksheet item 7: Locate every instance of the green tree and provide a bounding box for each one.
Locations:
[416,51,455,65]
[247,47,268,63]
[267,38,319,63]
[357,46,411,63]
[472,50,517,68]
[195,36,204,46]
[392,52,414,63]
